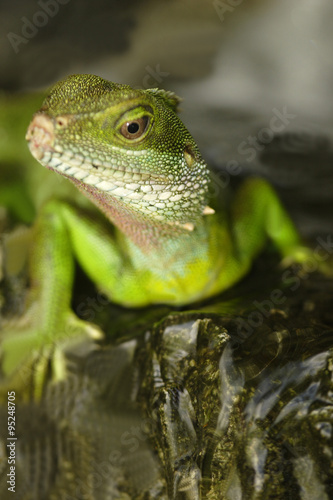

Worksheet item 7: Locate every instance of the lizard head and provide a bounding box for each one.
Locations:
[26,74,211,241]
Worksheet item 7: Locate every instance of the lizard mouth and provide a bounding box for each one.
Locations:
[26,113,174,200]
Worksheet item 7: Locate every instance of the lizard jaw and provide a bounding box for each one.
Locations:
[26,113,209,229]
[26,113,161,191]
[26,114,194,210]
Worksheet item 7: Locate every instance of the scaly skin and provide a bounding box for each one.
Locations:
[1,74,311,385]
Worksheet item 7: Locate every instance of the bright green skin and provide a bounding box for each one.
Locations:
[2,74,309,382]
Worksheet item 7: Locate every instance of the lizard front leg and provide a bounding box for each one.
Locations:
[229,177,325,277]
[1,200,105,398]
[1,197,162,397]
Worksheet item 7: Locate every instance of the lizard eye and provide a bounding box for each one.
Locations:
[120,116,149,140]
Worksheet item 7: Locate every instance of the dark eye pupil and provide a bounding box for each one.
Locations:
[120,116,149,140]
[127,122,140,134]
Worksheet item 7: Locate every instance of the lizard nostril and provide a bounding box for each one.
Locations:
[26,113,55,160]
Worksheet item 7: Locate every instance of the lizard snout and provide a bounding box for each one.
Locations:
[26,113,55,160]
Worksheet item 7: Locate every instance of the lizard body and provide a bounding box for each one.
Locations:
[2,74,311,378]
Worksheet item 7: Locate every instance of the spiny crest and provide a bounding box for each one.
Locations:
[145,88,182,113]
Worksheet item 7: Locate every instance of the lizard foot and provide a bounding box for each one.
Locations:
[0,306,104,400]
[280,245,333,278]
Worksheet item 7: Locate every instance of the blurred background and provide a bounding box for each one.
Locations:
[1,0,332,238]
